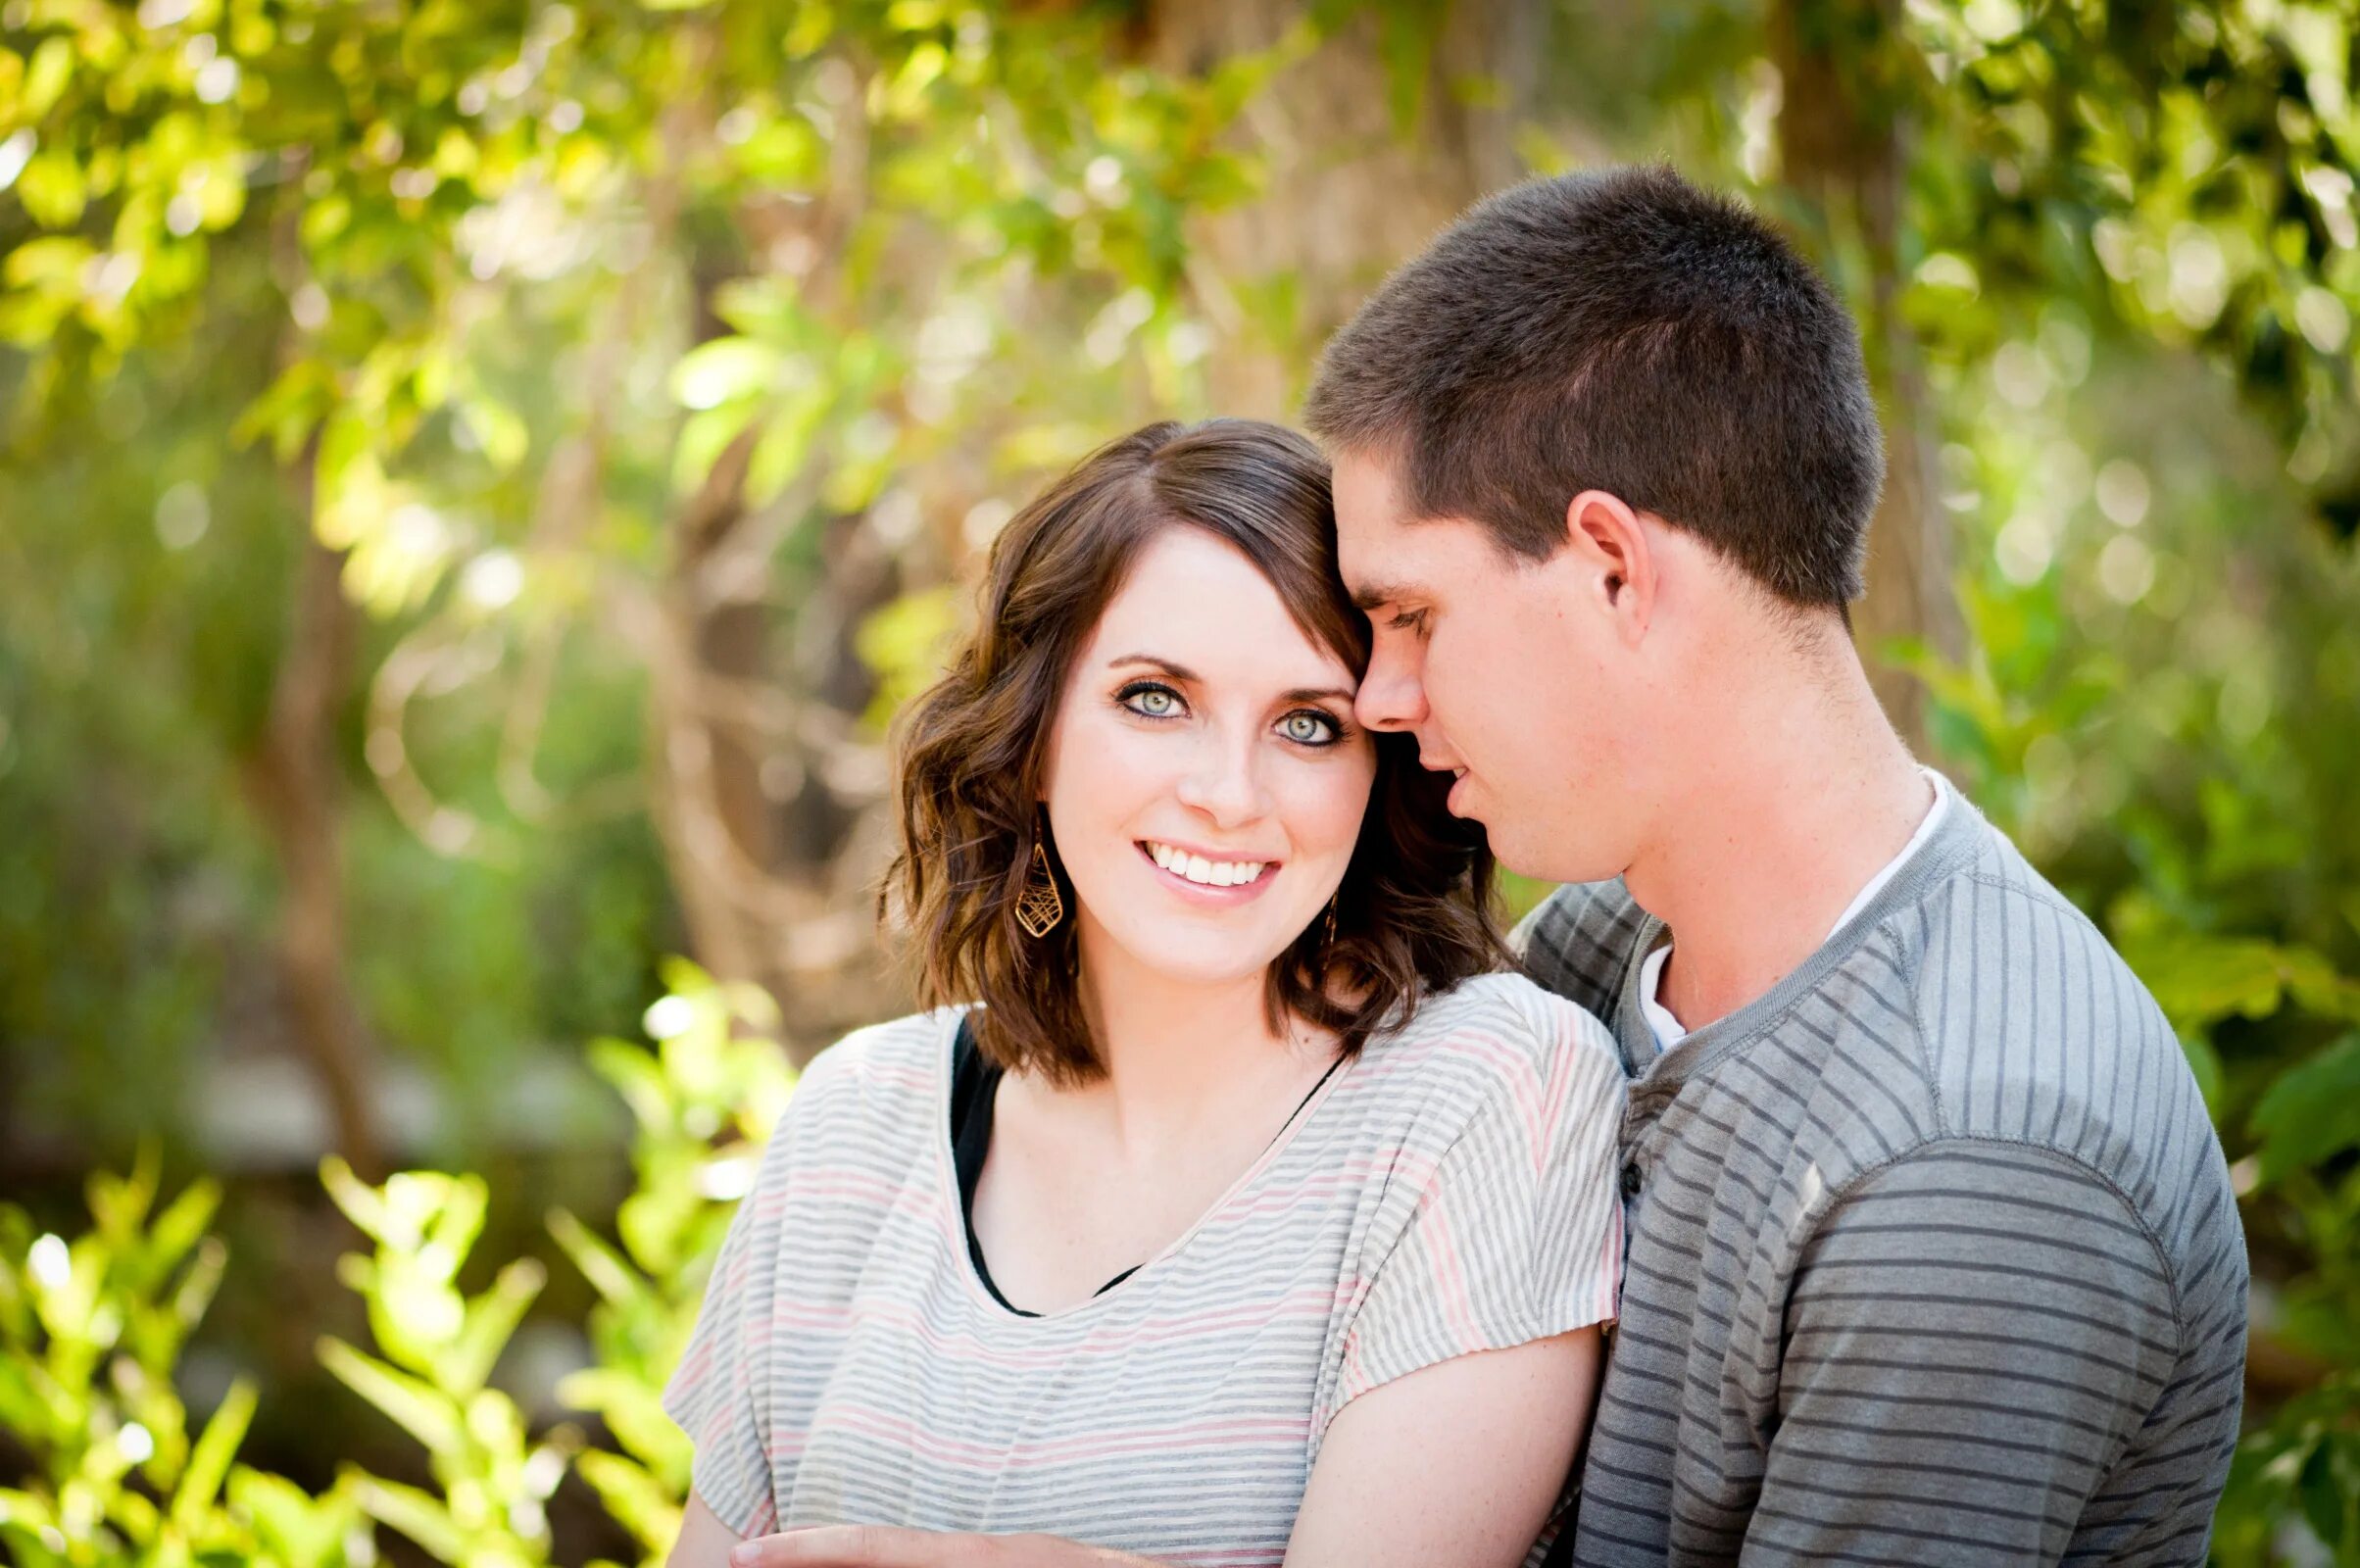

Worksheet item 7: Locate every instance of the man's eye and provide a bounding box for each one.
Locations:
[1280,710,1339,745]
[1387,608,1427,633]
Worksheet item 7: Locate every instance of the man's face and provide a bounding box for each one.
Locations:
[1332,448,1655,885]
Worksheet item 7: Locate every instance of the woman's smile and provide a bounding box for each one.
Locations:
[1136,838,1281,902]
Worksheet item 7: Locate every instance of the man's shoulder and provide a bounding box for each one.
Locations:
[1905,818,2187,1126]
[1510,878,1652,1021]
[1875,814,2237,1281]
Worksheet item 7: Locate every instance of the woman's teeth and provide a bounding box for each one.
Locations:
[1146,842,1265,887]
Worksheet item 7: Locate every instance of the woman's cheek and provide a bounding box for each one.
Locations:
[1278,745,1377,858]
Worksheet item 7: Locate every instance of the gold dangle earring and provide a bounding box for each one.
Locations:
[1016,839,1065,938]
[1322,890,1340,951]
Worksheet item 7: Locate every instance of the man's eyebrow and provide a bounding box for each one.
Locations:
[1106,654,1200,681]
[1350,580,1423,612]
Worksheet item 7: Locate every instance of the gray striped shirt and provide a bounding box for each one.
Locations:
[1517,775,2246,1565]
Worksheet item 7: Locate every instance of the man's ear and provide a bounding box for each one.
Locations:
[1563,489,1656,644]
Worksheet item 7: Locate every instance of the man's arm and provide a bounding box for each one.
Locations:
[720,1327,1602,1568]
[1744,1140,2182,1566]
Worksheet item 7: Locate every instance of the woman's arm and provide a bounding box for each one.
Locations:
[667,1490,749,1568]
[1285,1327,1600,1566]
[716,1329,1601,1568]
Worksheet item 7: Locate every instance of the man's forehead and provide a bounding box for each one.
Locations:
[1333,457,1484,601]
[1331,446,1412,522]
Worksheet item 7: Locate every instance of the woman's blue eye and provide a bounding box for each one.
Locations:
[1121,683,1181,717]
[1281,710,1339,745]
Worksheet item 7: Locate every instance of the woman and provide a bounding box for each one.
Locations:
[663,420,1624,1568]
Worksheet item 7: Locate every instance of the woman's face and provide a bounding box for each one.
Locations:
[1039,525,1377,992]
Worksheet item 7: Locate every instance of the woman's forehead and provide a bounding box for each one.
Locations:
[1085,528,1354,686]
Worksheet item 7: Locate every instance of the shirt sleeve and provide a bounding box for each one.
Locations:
[1513,880,1647,1024]
[660,1109,798,1539]
[1324,995,1626,1431]
[1743,1141,2185,1566]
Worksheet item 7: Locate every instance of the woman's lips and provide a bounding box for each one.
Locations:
[1135,841,1278,903]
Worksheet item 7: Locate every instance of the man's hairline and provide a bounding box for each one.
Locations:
[1323,430,1861,654]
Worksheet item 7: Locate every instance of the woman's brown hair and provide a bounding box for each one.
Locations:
[885,418,1502,1085]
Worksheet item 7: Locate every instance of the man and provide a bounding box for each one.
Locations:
[1306,165,2246,1563]
[722,166,2245,1566]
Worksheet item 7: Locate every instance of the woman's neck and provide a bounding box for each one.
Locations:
[1049,914,1330,1157]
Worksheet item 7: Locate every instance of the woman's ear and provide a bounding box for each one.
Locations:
[1563,489,1656,644]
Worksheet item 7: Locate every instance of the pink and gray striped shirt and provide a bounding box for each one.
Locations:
[662,972,1626,1565]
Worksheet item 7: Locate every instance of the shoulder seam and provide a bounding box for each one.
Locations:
[1958,868,2086,925]
[1892,916,1949,1141]
[1808,1132,2189,1353]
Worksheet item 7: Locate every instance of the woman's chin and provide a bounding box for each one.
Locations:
[1099,928,1303,992]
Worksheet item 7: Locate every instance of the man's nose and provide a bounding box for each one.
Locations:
[1353,642,1428,733]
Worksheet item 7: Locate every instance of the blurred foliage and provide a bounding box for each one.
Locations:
[0,965,790,1568]
[0,1146,369,1567]
[5,0,2360,1562]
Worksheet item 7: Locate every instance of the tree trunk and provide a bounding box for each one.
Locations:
[241,486,386,1181]
[1142,0,1550,418]
[1773,0,1959,748]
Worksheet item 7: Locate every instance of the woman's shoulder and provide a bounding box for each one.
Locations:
[803,1004,962,1086]
[1381,970,1619,1073]
[1340,972,1622,1140]
[768,1005,961,1152]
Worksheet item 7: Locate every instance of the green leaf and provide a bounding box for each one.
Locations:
[670,339,779,412]
[16,150,87,229]
[3,235,94,289]
[2296,1440,2345,1550]
[573,1448,679,1553]
[587,1038,674,1134]
[147,1181,222,1282]
[547,1209,644,1312]
[227,1467,353,1568]
[2249,1033,2360,1185]
[460,395,529,471]
[350,1474,467,1564]
[170,1378,254,1534]
[23,38,75,120]
[2117,928,2301,1034]
[318,1157,388,1246]
[317,1338,465,1460]
[439,1258,543,1396]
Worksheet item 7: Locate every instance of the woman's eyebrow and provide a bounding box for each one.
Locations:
[1107,654,1198,680]
[1108,656,1352,706]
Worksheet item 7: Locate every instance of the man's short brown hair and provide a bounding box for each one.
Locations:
[885,419,1501,1086]
[1303,165,1884,609]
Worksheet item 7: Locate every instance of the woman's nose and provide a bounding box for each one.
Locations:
[1173,735,1271,826]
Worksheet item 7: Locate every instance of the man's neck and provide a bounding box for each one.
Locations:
[1628,662,1934,1037]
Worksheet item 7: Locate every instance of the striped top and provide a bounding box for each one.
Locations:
[1516,773,2248,1566]
[662,972,1626,1565]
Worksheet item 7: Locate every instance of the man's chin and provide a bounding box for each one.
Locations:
[1489,828,1616,888]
